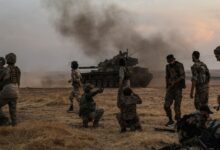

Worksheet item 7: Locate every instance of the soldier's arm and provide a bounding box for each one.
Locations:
[87,88,103,98]
[205,64,210,83]
[172,64,185,85]
[165,65,170,89]
[119,67,125,88]
[132,93,142,104]
[190,66,196,98]
[17,67,21,87]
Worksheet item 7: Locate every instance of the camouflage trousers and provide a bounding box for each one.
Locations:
[116,113,142,130]
[164,88,182,120]
[194,84,209,110]
[81,108,104,126]
[69,85,80,106]
[0,98,17,125]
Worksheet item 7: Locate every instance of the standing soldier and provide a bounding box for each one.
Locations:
[67,61,82,112]
[79,84,104,128]
[117,58,130,107]
[190,51,210,110]
[164,54,186,126]
[116,87,142,133]
[0,53,20,126]
[0,57,10,125]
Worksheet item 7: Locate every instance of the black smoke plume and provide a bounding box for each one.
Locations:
[45,0,191,70]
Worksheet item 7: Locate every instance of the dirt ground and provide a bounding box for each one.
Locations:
[0,82,220,150]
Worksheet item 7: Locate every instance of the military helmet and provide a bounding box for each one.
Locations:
[71,61,78,69]
[0,57,6,66]
[83,83,94,93]
[5,53,16,65]
[214,46,220,54]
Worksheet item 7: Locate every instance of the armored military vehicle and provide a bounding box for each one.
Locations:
[79,50,153,88]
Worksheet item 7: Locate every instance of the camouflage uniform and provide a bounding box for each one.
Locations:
[79,85,104,128]
[0,53,20,126]
[69,69,81,106]
[0,67,18,126]
[164,61,185,121]
[191,60,210,109]
[119,66,130,89]
[116,91,142,132]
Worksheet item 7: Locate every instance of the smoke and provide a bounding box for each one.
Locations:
[45,0,192,70]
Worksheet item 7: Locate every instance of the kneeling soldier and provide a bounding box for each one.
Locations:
[116,87,142,133]
[79,84,104,128]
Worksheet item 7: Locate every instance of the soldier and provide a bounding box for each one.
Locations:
[0,57,10,125]
[177,105,213,147]
[79,84,104,128]
[116,87,142,133]
[67,61,82,112]
[214,46,220,61]
[164,54,186,126]
[118,58,130,90]
[117,58,131,109]
[190,51,210,110]
[0,53,19,126]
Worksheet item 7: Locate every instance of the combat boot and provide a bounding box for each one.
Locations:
[165,119,174,126]
[93,120,99,128]
[120,127,127,133]
[67,105,73,113]
[0,116,10,126]
[83,120,88,128]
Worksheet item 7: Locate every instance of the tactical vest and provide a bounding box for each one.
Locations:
[7,66,20,85]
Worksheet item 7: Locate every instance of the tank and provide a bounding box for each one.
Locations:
[79,50,153,88]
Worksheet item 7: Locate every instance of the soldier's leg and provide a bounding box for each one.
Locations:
[133,116,142,131]
[82,116,89,128]
[8,98,17,126]
[116,113,127,132]
[67,91,74,112]
[164,91,174,125]
[174,89,182,121]
[200,85,209,106]
[194,89,200,110]
[93,108,104,127]
[75,87,81,103]
[0,99,10,125]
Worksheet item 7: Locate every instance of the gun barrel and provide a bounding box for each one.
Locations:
[79,66,98,69]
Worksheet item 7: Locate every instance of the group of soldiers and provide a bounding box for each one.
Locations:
[0,47,220,148]
[164,50,210,126]
[0,53,20,126]
[67,58,142,132]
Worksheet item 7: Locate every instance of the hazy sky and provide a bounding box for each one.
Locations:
[0,0,220,71]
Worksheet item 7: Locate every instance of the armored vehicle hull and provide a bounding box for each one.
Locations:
[80,50,153,88]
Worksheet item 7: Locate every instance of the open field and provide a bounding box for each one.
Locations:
[0,83,220,150]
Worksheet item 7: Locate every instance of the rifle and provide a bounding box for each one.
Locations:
[154,127,176,133]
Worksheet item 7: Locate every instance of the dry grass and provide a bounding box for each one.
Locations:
[0,83,220,150]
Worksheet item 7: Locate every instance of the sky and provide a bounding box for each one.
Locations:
[0,0,220,72]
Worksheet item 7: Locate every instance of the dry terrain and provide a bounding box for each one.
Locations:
[0,82,220,150]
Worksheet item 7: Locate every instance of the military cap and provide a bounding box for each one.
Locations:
[166,54,175,62]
